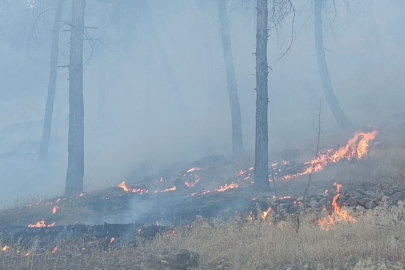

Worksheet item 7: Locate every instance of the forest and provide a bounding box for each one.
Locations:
[1,0,405,269]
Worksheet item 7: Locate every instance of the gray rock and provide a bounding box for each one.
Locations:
[358,198,370,207]
[345,197,358,207]
[390,191,405,202]
[157,250,199,269]
[319,198,328,206]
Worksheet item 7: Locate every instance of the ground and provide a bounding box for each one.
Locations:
[1,117,405,269]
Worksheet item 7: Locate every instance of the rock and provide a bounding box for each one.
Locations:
[365,201,376,209]
[309,200,320,209]
[345,197,358,207]
[390,191,405,202]
[318,198,328,206]
[157,250,199,270]
[358,198,370,207]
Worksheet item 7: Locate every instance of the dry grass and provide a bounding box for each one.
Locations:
[2,201,405,269]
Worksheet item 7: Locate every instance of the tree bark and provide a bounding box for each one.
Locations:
[65,0,86,196]
[98,1,106,128]
[254,0,270,191]
[217,0,245,155]
[38,0,64,160]
[314,0,352,129]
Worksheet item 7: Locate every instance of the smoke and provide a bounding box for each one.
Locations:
[0,0,404,207]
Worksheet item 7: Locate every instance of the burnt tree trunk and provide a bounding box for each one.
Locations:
[38,0,64,160]
[254,0,270,191]
[65,0,86,196]
[314,0,352,129]
[98,1,106,128]
[217,0,245,155]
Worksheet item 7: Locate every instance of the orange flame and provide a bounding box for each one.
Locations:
[110,237,115,244]
[52,246,58,254]
[24,252,30,257]
[261,207,272,222]
[117,181,148,194]
[191,190,212,196]
[1,246,10,252]
[55,198,61,204]
[187,167,202,174]
[238,170,246,177]
[79,193,84,197]
[284,131,377,180]
[319,182,357,231]
[28,220,56,228]
[161,186,176,193]
[52,206,59,214]
[215,183,239,193]
[185,175,200,188]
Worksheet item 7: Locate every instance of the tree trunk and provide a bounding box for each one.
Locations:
[217,0,245,155]
[65,0,86,196]
[254,0,270,191]
[98,1,106,128]
[314,0,352,129]
[38,0,64,160]
[143,1,186,111]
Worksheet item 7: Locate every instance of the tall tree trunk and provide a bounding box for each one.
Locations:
[217,0,245,155]
[254,0,270,191]
[38,0,64,160]
[143,1,186,111]
[98,1,106,128]
[65,0,86,196]
[314,0,352,129]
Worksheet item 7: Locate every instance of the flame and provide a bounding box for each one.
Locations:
[248,211,254,222]
[1,246,10,252]
[79,193,84,197]
[191,190,212,196]
[52,206,59,214]
[238,170,246,177]
[28,220,56,228]
[244,174,251,181]
[249,167,254,172]
[325,189,328,195]
[110,237,115,244]
[117,181,148,194]
[159,177,164,182]
[319,182,357,231]
[185,175,200,188]
[161,186,176,193]
[284,131,377,180]
[187,167,202,173]
[156,221,160,227]
[52,246,58,254]
[215,183,239,193]
[55,198,61,204]
[24,252,30,257]
[261,207,272,222]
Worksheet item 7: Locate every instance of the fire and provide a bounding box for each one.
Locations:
[215,183,239,193]
[261,207,272,222]
[191,190,212,196]
[249,167,254,172]
[117,181,148,194]
[187,167,202,173]
[319,182,357,231]
[24,252,30,257]
[28,220,56,228]
[52,246,58,254]
[79,193,84,197]
[284,130,377,180]
[52,206,59,214]
[55,198,61,204]
[238,170,246,177]
[110,237,115,244]
[161,186,176,193]
[1,246,10,252]
[185,175,200,188]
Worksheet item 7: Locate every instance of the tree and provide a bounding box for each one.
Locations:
[98,0,107,128]
[65,0,86,196]
[217,0,245,155]
[314,0,352,129]
[38,0,64,160]
[253,0,270,191]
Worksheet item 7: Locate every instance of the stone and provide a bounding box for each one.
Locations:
[345,197,358,207]
[358,198,370,207]
[390,191,405,202]
[157,250,199,269]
